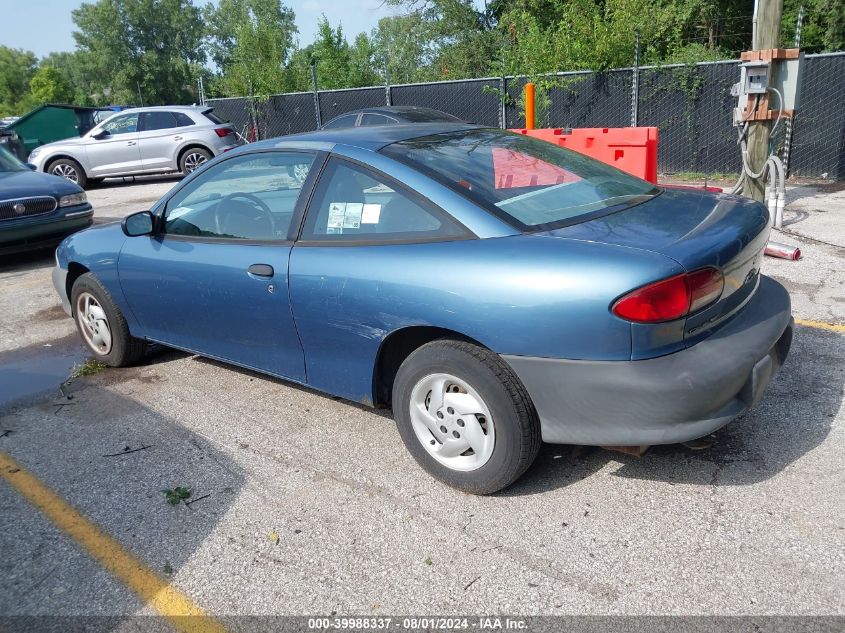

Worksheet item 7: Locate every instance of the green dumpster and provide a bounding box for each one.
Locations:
[7,104,112,158]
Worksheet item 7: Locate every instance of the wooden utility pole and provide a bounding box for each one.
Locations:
[746,0,783,201]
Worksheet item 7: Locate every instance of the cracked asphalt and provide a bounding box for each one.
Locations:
[0,177,843,620]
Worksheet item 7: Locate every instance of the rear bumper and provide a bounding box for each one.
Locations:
[502,275,793,446]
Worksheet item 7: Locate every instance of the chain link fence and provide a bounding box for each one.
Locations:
[205,51,845,180]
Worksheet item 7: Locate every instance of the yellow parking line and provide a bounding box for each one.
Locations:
[0,451,225,633]
[795,318,845,333]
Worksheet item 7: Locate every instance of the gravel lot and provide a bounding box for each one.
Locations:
[1,176,843,622]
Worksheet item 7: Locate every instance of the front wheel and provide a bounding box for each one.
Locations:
[47,158,88,189]
[71,273,146,367]
[392,340,541,494]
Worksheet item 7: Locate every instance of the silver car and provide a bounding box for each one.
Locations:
[27,106,243,189]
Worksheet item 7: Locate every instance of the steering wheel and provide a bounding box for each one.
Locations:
[213,192,275,238]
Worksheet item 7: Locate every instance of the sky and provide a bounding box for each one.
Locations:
[0,0,403,59]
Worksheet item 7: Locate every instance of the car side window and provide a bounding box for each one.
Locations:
[322,114,357,129]
[139,111,178,131]
[163,151,316,241]
[300,158,467,243]
[360,114,393,126]
[102,113,139,135]
[174,112,195,127]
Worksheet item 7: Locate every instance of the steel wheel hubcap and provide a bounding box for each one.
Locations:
[52,164,78,182]
[76,292,112,355]
[184,152,207,172]
[409,373,495,471]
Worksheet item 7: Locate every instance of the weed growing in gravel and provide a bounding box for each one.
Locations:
[71,359,108,377]
[162,486,191,505]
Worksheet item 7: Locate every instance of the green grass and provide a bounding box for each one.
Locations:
[71,359,108,378]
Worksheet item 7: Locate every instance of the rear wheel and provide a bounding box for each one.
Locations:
[48,158,87,189]
[392,339,541,494]
[180,148,211,175]
[71,273,146,367]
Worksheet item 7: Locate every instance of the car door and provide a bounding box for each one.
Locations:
[289,156,471,401]
[84,112,142,177]
[137,111,181,172]
[119,150,321,381]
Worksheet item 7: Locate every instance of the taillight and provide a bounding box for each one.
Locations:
[612,267,724,323]
[214,127,234,137]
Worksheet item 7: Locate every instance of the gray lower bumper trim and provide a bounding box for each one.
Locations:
[503,275,793,446]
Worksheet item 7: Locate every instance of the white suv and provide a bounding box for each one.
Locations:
[28,106,243,188]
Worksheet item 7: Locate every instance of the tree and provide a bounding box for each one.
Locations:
[72,0,205,105]
[348,33,381,87]
[218,16,289,97]
[204,0,298,74]
[385,0,499,79]
[372,14,437,83]
[29,65,74,104]
[0,47,38,116]
[311,17,352,90]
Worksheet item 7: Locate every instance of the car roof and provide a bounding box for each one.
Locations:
[333,105,461,118]
[254,122,484,152]
[111,105,210,115]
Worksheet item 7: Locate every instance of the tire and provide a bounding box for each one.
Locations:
[47,158,87,189]
[71,273,146,367]
[392,339,541,494]
[179,147,212,175]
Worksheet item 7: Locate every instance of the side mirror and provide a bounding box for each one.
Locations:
[122,210,154,237]
[91,129,110,140]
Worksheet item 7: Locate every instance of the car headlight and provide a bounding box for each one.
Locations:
[59,192,87,207]
[28,148,41,160]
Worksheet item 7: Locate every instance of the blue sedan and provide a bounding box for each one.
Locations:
[1,147,92,254]
[52,124,793,493]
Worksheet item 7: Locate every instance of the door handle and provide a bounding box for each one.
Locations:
[247,264,274,278]
[127,141,137,146]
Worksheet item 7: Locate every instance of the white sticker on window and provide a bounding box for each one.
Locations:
[362,203,381,224]
[328,202,347,229]
[327,227,343,234]
[343,203,363,229]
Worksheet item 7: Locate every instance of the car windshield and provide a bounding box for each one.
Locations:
[0,146,26,172]
[382,129,660,230]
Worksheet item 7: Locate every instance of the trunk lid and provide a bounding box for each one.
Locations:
[538,188,771,346]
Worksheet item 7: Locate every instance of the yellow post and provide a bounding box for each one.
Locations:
[525,82,536,130]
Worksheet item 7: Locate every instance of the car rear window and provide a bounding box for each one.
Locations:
[203,110,226,125]
[382,129,659,231]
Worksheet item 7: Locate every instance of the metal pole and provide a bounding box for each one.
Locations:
[499,73,506,129]
[311,62,321,128]
[631,29,640,127]
[782,5,804,178]
[384,53,391,106]
[525,83,536,129]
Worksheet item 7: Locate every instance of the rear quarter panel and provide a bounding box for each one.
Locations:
[289,234,683,403]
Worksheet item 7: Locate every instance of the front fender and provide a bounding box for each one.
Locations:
[57,223,140,334]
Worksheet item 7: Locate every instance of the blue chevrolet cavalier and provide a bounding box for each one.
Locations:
[52,124,793,493]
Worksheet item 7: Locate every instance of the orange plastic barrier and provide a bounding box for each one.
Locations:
[510,127,659,184]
